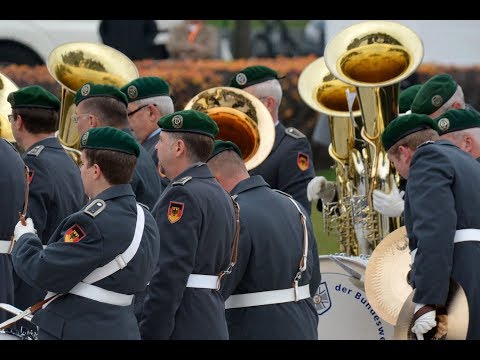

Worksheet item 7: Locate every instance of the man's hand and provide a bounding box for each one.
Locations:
[307,176,336,203]
[411,303,437,340]
[14,218,36,240]
[373,175,404,217]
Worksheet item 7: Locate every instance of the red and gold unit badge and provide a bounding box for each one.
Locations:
[297,152,309,171]
[168,201,184,224]
[64,224,86,243]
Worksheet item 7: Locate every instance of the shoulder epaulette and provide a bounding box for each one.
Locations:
[137,202,150,211]
[27,145,45,157]
[273,189,293,198]
[417,140,435,149]
[285,127,306,139]
[2,139,19,153]
[84,199,106,218]
[172,176,192,186]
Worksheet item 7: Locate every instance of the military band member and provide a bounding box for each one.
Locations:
[207,140,320,340]
[0,139,26,324]
[140,110,237,340]
[73,83,161,210]
[382,113,480,340]
[7,85,85,329]
[229,65,315,216]
[11,127,160,340]
[436,109,480,162]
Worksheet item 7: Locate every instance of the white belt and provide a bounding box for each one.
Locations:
[225,284,311,309]
[68,283,133,306]
[186,274,219,289]
[0,240,46,254]
[411,228,480,262]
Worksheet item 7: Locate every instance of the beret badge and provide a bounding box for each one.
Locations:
[172,114,183,129]
[81,131,89,146]
[437,118,450,132]
[81,84,91,96]
[127,85,138,100]
[431,94,443,108]
[236,73,247,86]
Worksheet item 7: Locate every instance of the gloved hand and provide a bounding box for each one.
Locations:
[372,175,404,217]
[14,218,36,240]
[411,303,437,340]
[307,176,336,203]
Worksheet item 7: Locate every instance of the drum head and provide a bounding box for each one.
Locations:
[315,255,394,340]
[0,331,22,340]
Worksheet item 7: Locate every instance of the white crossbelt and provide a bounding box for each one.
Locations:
[0,240,47,254]
[411,228,480,263]
[44,204,145,308]
[225,284,311,309]
[186,274,219,289]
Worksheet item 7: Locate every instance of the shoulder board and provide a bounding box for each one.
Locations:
[27,145,45,157]
[273,189,293,198]
[172,176,192,186]
[2,139,19,153]
[417,140,435,149]
[84,199,106,218]
[137,202,150,211]
[285,127,306,139]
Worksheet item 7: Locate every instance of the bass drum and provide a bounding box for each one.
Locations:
[314,255,394,340]
[0,330,22,340]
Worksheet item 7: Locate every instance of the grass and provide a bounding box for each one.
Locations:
[311,168,342,255]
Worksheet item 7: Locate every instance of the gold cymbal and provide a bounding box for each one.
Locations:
[394,280,469,340]
[364,226,412,325]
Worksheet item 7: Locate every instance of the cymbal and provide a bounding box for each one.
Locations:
[364,226,412,325]
[394,280,469,340]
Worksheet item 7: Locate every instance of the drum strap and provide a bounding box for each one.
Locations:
[225,196,310,309]
[410,228,480,263]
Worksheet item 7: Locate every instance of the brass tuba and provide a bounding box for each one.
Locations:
[298,56,364,255]
[324,20,423,253]
[0,72,18,143]
[184,86,275,171]
[47,42,139,162]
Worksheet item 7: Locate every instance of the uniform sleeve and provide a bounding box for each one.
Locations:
[277,139,315,216]
[307,219,321,296]
[24,157,53,242]
[408,146,455,306]
[140,186,201,339]
[11,213,105,294]
[219,218,252,299]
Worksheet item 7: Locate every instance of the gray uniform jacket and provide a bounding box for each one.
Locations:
[249,123,315,216]
[123,129,161,210]
[405,140,480,339]
[142,134,159,167]
[14,137,85,317]
[140,163,236,340]
[11,184,160,340]
[0,139,26,323]
[220,175,320,340]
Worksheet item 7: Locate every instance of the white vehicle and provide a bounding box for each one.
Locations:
[0,20,182,66]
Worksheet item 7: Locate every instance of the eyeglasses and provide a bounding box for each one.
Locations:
[127,104,150,117]
[8,114,15,123]
[71,113,93,124]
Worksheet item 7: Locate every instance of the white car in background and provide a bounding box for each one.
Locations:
[0,20,182,66]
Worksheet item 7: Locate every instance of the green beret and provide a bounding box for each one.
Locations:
[229,65,283,89]
[158,109,218,139]
[208,140,243,161]
[381,113,439,151]
[74,83,128,107]
[435,109,480,135]
[120,76,170,103]
[8,85,60,111]
[80,126,140,157]
[399,84,422,114]
[411,74,458,115]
